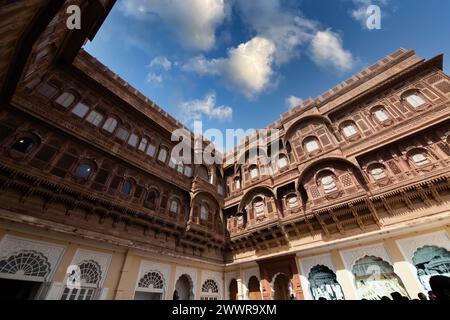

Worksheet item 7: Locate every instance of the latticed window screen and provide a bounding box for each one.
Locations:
[61,260,102,301]
[138,271,165,290]
[201,279,219,300]
[0,250,50,278]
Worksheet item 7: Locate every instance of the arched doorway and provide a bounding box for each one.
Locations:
[308,265,345,300]
[174,274,194,300]
[412,245,450,292]
[247,276,262,300]
[0,250,50,300]
[229,279,238,300]
[273,273,290,300]
[134,271,165,300]
[352,256,409,300]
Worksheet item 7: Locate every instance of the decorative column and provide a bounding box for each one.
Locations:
[167,263,177,300]
[237,268,244,300]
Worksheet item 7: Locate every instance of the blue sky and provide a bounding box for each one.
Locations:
[84,0,450,151]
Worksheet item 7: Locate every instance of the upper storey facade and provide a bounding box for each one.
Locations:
[0,0,226,263]
[222,49,450,260]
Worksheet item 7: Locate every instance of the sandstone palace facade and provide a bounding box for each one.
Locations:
[0,1,449,301]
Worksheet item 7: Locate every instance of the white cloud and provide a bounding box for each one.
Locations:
[286,96,304,109]
[181,93,233,123]
[146,72,163,85]
[120,0,228,51]
[182,37,276,97]
[149,56,172,70]
[309,30,354,71]
[350,0,388,28]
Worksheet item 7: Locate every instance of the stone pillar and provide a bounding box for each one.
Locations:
[113,250,141,300]
[330,250,358,300]
[384,238,423,299]
[237,268,244,300]
[167,263,177,300]
[196,269,203,300]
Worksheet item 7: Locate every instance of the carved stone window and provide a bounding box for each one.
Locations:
[55,91,76,108]
[320,174,338,194]
[0,251,50,279]
[286,194,299,208]
[146,189,159,206]
[368,164,387,181]
[253,197,265,218]
[278,154,288,169]
[200,204,208,220]
[201,279,219,300]
[11,137,36,155]
[102,117,118,133]
[37,82,58,98]
[138,271,164,290]
[304,137,320,154]
[128,133,139,147]
[411,152,430,167]
[71,102,90,118]
[158,148,168,163]
[138,137,148,152]
[121,179,134,195]
[75,163,94,179]
[234,177,241,190]
[86,110,104,126]
[342,122,359,138]
[78,261,101,286]
[405,93,426,109]
[115,127,130,142]
[372,107,390,123]
[169,199,179,214]
[249,165,259,179]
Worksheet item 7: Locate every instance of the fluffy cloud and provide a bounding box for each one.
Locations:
[351,0,388,28]
[120,0,228,51]
[149,56,172,70]
[146,72,163,85]
[182,37,276,97]
[309,30,355,71]
[286,96,304,109]
[180,93,233,123]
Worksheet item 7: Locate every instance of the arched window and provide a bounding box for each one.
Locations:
[121,179,134,195]
[55,91,75,108]
[138,271,165,290]
[201,279,219,300]
[278,154,288,169]
[198,165,209,181]
[352,256,409,300]
[412,246,450,292]
[115,127,130,142]
[286,194,299,209]
[234,177,241,190]
[71,102,90,118]
[0,250,50,279]
[237,214,244,227]
[200,204,208,220]
[138,137,148,152]
[75,163,94,179]
[341,122,358,138]
[320,174,338,194]
[128,133,139,148]
[372,107,390,123]
[158,148,168,162]
[368,164,387,181]
[409,150,430,167]
[86,110,104,126]
[11,137,36,154]
[249,165,259,179]
[146,144,156,157]
[308,265,345,300]
[253,197,265,218]
[304,137,320,153]
[146,189,159,206]
[169,199,179,214]
[405,92,426,109]
[102,117,118,133]
[78,261,101,286]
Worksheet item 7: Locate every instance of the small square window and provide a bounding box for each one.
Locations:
[86,110,104,126]
[147,144,156,157]
[115,127,130,141]
[72,103,90,118]
[128,134,139,147]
